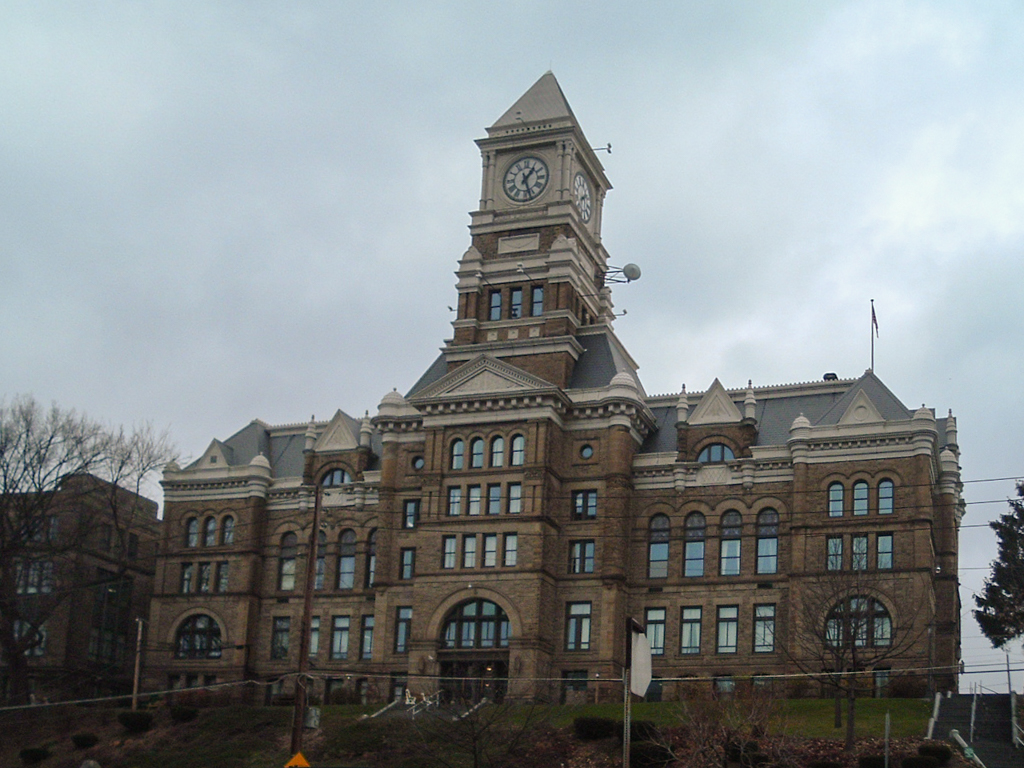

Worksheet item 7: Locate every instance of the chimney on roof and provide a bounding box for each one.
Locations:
[823,372,838,381]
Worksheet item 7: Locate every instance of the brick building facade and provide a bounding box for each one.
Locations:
[147,73,962,704]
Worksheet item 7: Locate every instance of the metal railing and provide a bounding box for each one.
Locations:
[408,690,441,719]
[1012,692,1023,750]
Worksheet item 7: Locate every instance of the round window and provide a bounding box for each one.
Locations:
[412,456,425,470]
[580,444,594,459]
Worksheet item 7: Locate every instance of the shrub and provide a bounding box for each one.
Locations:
[859,756,886,768]
[918,744,952,766]
[631,720,660,743]
[901,757,939,768]
[631,741,674,768]
[117,710,155,733]
[573,716,618,741]
[808,762,842,768]
[727,739,761,762]
[19,747,50,765]
[742,753,770,767]
[170,705,199,723]
[71,732,99,749]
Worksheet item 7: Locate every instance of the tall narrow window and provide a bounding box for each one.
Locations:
[331,616,350,659]
[531,285,544,316]
[565,602,592,651]
[365,530,377,588]
[467,485,482,515]
[648,514,670,578]
[510,434,526,466]
[271,617,290,660]
[684,512,706,577]
[315,531,327,590]
[198,562,212,593]
[400,548,415,580]
[279,533,297,591]
[877,533,894,570]
[681,607,702,654]
[483,534,498,567]
[215,561,229,592]
[490,436,505,467]
[447,486,462,516]
[487,484,502,515]
[360,615,374,660]
[503,534,518,566]
[309,616,320,657]
[203,517,217,547]
[509,287,523,318]
[395,607,412,654]
[450,439,465,470]
[827,536,843,571]
[569,540,595,573]
[180,563,194,594]
[719,511,742,576]
[717,606,738,653]
[756,509,779,575]
[403,499,420,529]
[572,490,598,519]
[828,483,844,517]
[507,483,522,514]
[443,536,457,569]
[853,481,869,516]
[185,518,199,548]
[878,479,894,515]
[463,535,477,568]
[338,530,356,589]
[852,535,868,571]
[221,516,235,545]
[646,608,666,656]
[753,604,775,653]
[470,438,484,468]
[489,290,502,321]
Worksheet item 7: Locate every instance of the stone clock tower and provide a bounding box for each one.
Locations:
[446,72,617,388]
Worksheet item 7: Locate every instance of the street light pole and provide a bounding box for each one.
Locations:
[131,617,144,710]
[290,484,323,756]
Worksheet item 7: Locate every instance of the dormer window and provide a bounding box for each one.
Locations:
[697,443,734,463]
[322,469,352,487]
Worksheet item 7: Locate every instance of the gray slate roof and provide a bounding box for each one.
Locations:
[490,71,578,129]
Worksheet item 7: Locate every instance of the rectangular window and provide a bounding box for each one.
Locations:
[503,533,518,566]
[360,615,374,660]
[400,548,415,580]
[827,536,843,571]
[646,608,666,656]
[403,499,420,529]
[467,485,482,516]
[531,285,544,317]
[180,563,194,593]
[510,287,523,319]
[717,606,738,654]
[756,537,778,574]
[271,617,290,660]
[330,616,350,660]
[463,535,477,568]
[565,602,592,651]
[395,607,412,654]
[681,607,702,654]
[720,539,741,576]
[684,541,705,577]
[447,487,462,516]
[507,482,522,514]
[753,604,775,653]
[489,290,502,321]
[569,540,595,574]
[442,536,457,569]
[14,620,46,657]
[877,534,894,570]
[487,484,502,515]
[309,616,320,657]
[215,561,229,592]
[572,490,598,520]
[852,535,868,571]
[483,534,498,567]
[197,562,212,593]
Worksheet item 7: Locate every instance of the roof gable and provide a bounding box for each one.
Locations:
[689,379,743,425]
[817,370,911,425]
[410,355,557,400]
[490,71,577,129]
[314,410,360,452]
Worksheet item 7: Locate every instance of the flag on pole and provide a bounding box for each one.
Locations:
[871,302,879,338]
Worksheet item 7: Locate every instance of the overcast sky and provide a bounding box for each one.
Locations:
[2,1,1022,690]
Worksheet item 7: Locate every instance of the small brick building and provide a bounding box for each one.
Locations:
[147,74,962,704]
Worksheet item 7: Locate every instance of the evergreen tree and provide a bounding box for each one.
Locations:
[974,483,1024,648]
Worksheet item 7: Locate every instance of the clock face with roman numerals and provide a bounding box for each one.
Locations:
[573,172,592,222]
[503,156,549,202]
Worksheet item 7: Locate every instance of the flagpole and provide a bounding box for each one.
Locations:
[870,299,877,371]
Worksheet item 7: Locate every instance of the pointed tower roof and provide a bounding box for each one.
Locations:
[489,72,579,132]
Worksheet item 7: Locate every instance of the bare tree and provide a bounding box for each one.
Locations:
[0,395,175,705]
[787,565,928,751]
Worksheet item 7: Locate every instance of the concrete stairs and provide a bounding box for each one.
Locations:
[933,694,1023,768]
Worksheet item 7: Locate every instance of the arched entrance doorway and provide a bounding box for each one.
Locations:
[438,599,510,703]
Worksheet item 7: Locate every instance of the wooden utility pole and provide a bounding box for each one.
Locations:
[131,617,144,710]
[290,485,323,756]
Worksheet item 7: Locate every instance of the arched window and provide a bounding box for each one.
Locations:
[322,468,352,487]
[450,440,465,470]
[698,443,735,463]
[878,479,894,515]
[719,511,742,576]
[684,512,706,577]
[825,597,892,649]
[221,516,235,545]
[337,529,356,589]
[756,509,779,575]
[175,614,222,659]
[470,438,484,469]
[185,517,199,548]
[203,516,217,547]
[828,483,844,517]
[490,436,505,468]
[853,481,869,516]
[441,599,510,650]
[365,529,377,588]
[510,435,526,466]
[279,532,298,591]
[315,530,327,590]
[648,514,670,579]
